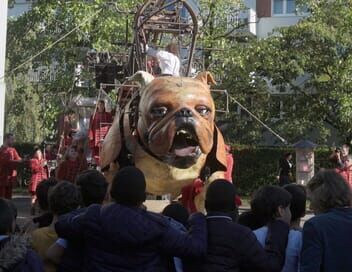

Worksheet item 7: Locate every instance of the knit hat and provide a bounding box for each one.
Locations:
[205,179,236,213]
[162,202,189,227]
[110,166,146,206]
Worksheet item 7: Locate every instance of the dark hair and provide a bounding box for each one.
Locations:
[162,202,189,228]
[33,145,41,156]
[205,179,237,213]
[66,109,75,115]
[49,181,81,216]
[284,152,293,159]
[307,170,351,213]
[36,178,59,211]
[76,170,108,206]
[238,210,265,230]
[4,133,14,140]
[0,198,14,234]
[110,167,146,206]
[283,184,306,222]
[251,185,291,224]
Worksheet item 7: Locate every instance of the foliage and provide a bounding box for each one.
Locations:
[200,0,352,145]
[248,0,352,144]
[6,0,352,146]
[232,146,333,195]
[5,0,140,142]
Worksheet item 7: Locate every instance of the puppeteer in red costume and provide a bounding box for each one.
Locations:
[56,145,88,183]
[181,144,240,212]
[28,147,48,204]
[336,155,352,189]
[0,133,22,199]
[88,100,112,165]
[57,110,79,155]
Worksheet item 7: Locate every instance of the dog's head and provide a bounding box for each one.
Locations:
[133,71,227,171]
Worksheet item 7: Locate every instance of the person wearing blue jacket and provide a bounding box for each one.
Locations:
[301,170,352,272]
[55,166,207,272]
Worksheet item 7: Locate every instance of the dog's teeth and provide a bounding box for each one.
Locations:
[176,130,189,136]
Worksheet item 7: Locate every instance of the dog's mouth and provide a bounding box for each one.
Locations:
[159,124,202,168]
[171,128,201,157]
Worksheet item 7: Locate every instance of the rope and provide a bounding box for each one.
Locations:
[0,8,102,81]
[229,95,288,144]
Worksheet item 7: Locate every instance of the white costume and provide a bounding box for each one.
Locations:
[146,45,180,76]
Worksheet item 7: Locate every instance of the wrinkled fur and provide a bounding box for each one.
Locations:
[0,235,30,271]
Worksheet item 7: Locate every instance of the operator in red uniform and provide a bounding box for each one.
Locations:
[0,133,22,199]
[88,100,112,165]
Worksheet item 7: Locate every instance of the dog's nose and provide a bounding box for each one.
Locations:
[176,108,193,118]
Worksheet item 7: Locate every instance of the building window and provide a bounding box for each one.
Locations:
[273,0,296,15]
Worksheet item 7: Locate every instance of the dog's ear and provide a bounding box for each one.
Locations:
[204,125,227,174]
[100,110,122,171]
[128,71,155,88]
[195,71,216,86]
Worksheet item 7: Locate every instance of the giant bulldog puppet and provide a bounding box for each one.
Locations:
[100,71,228,211]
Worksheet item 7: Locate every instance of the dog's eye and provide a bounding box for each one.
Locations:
[151,107,168,118]
[196,106,211,116]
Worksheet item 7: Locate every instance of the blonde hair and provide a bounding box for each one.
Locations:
[166,43,179,56]
[307,170,352,213]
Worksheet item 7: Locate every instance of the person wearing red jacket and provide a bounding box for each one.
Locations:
[88,100,112,165]
[336,155,352,189]
[181,144,241,213]
[56,145,88,183]
[29,147,48,212]
[0,133,22,199]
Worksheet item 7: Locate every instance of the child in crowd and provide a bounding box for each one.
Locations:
[55,166,207,271]
[161,202,190,272]
[301,170,352,271]
[56,145,88,183]
[0,198,44,272]
[253,185,306,272]
[283,184,306,230]
[31,181,80,272]
[186,179,290,272]
[47,170,108,272]
[23,178,58,233]
[162,202,189,229]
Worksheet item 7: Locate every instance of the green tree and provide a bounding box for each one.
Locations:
[250,0,352,144]
[212,0,352,145]
[6,0,251,143]
[5,0,139,142]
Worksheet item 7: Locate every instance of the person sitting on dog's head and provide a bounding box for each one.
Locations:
[146,42,180,76]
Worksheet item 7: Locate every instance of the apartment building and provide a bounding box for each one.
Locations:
[7,0,34,18]
[233,0,307,38]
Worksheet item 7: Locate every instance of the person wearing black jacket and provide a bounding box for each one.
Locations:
[55,167,207,272]
[185,179,289,272]
[278,153,294,186]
